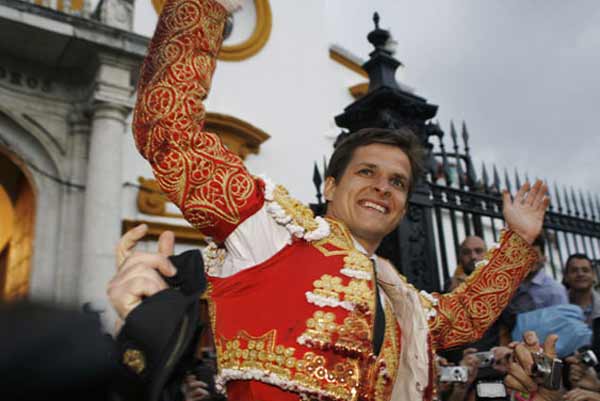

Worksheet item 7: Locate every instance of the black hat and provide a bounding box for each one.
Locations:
[117,250,207,401]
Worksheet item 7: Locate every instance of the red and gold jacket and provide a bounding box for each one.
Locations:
[132,0,538,400]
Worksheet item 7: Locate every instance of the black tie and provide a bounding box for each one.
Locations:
[372,261,386,356]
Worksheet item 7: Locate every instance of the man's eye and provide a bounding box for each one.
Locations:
[390,177,406,189]
[358,168,373,176]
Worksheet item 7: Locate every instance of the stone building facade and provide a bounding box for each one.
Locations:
[0,0,148,324]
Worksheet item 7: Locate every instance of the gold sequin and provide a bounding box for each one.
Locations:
[123,349,146,375]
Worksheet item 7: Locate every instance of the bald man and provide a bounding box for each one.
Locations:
[448,236,487,292]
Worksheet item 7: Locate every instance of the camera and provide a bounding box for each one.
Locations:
[579,348,599,369]
[439,366,469,383]
[532,352,563,390]
[473,351,495,368]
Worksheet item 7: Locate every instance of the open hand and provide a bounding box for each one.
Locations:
[502,180,549,245]
[107,224,177,321]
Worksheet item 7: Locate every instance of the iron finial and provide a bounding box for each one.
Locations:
[373,12,380,29]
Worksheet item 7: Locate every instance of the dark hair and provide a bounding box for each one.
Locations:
[532,235,545,254]
[565,253,593,273]
[326,127,424,192]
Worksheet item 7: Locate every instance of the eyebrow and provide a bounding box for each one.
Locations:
[356,162,378,169]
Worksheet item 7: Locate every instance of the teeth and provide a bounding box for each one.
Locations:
[363,201,387,214]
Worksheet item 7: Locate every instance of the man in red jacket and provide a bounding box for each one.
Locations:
[107,1,549,399]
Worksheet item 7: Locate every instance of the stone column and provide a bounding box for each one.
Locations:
[55,111,90,305]
[79,101,129,326]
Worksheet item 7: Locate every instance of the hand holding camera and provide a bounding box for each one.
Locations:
[504,331,562,401]
[565,350,600,392]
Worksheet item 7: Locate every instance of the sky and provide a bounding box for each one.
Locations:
[326,0,600,201]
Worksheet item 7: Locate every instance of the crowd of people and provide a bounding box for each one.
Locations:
[434,234,600,401]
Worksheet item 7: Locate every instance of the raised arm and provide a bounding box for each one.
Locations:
[428,180,549,350]
[429,230,537,349]
[133,0,263,242]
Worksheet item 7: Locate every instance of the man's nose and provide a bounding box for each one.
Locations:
[373,177,392,195]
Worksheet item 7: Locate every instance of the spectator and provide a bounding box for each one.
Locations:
[447,236,487,292]
[504,235,568,318]
[564,253,600,327]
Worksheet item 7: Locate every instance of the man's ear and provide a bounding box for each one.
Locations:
[324,176,336,202]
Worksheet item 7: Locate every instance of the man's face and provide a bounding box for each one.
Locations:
[459,236,486,275]
[565,258,595,291]
[324,143,411,252]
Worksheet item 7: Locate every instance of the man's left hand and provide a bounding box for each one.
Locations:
[564,388,600,401]
[502,180,549,245]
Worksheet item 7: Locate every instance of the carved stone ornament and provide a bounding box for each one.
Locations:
[98,0,133,30]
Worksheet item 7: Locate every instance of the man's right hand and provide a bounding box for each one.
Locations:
[107,224,177,321]
[566,355,600,392]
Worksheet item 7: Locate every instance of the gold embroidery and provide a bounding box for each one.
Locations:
[313,275,344,299]
[302,311,338,345]
[134,0,258,236]
[372,303,400,401]
[430,230,538,349]
[123,349,146,375]
[336,313,372,357]
[271,184,319,232]
[313,219,355,257]
[216,330,360,401]
[311,274,374,308]
[344,250,373,274]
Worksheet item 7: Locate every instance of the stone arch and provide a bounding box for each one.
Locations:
[0,109,64,302]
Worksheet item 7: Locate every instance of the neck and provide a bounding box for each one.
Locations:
[353,236,379,257]
[570,289,593,307]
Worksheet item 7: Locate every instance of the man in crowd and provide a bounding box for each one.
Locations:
[106,0,549,400]
[447,236,487,292]
[564,253,600,326]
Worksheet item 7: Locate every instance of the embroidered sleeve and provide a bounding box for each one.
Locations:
[133,0,263,242]
[427,230,538,350]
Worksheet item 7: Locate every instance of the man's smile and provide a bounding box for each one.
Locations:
[358,199,389,214]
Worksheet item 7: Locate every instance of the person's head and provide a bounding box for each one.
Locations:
[530,235,547,273]
[564,253,595,292]
[324,127,424,254]
[459,236,487,275]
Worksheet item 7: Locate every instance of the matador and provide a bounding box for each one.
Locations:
[108,0,550,400]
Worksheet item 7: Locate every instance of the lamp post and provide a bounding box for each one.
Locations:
[334,13,442,292]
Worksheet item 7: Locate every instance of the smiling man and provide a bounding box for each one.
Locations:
[107,0,549,400]
[564,253,600,326]
[323,132,420,255]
